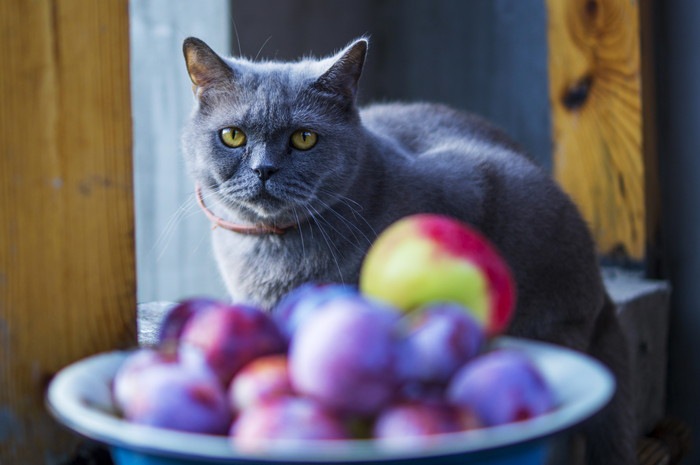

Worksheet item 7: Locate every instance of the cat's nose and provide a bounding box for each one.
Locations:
[252,165,278,183]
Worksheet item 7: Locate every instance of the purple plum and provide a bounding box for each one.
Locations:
[289,295,401,416]
[113,349,179,412]
[231,397,349,451]
[229,354,295,412]
[373,401,480,446]
[117,358,232,435]
[447,349,556,426]
[157,298,221,350]
[272,283,358,339]
[179,303,286,385]
[397,303,485,385]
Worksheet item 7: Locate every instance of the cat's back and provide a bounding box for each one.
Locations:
[360,102,524,156]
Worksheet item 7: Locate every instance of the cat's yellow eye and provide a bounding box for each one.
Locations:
[290,130,318,151]
[220,127,247,148]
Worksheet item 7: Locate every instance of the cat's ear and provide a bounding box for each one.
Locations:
[183,37,234,97]
[314,39,368,102]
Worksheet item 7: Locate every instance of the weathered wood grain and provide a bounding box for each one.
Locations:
[0,0,136,462]
[547,0,647,260]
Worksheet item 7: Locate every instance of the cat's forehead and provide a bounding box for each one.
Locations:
[210,58,330,127]
[233,56,330,96]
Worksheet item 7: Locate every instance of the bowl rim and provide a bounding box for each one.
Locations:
[46,337,614,463]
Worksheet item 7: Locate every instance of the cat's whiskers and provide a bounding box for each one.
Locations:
[216,183,249,202]
[303,204,344,284]
[316,188,364,209]
[291,205,306,258]
[306,203,351,243]
[152,187,228,261]
[254,36,273,62]
[188,224,213,257]
[150,194,200,262]
[312,198,374,250]
[315,188,378,238]
[277,182,374,250]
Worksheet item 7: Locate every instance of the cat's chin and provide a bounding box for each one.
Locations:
[229,198,311,230]
[207,183,315,230]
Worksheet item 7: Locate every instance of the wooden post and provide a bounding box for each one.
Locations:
[0,1,136,463]
[546,0,654,262]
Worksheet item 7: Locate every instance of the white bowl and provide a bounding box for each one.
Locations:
[46,337,614,465]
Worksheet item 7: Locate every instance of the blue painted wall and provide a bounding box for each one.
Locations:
[130,0,231,303]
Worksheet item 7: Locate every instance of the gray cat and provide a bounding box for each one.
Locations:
[181,37,635,465]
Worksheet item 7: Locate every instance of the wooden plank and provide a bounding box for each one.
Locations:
[546,0,647,260]
[0,0,136,462]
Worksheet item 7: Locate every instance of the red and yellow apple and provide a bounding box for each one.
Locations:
[360,214,516,336]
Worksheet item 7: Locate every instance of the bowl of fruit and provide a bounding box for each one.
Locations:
[47,215,615,465]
